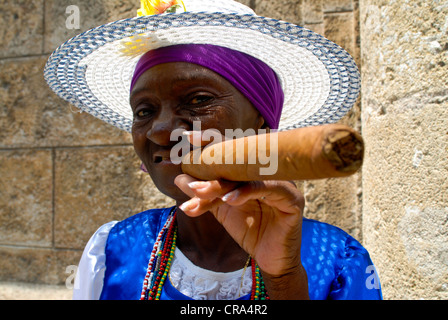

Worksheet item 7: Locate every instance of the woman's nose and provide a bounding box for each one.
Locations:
[146,112,189,146]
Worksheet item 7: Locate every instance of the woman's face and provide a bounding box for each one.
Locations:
[130,62,264,202]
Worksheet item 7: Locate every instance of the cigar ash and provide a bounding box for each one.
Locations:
[323,130,364,173]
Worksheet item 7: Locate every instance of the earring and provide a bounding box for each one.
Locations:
[140,163,148,173]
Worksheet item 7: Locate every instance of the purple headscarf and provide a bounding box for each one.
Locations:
[130,44,284,129]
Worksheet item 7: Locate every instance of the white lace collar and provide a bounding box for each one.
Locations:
[169,248,253,300]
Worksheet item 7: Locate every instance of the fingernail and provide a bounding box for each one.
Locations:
[188,181,211,190]
[179,198,199,212]
[221,190,239,202]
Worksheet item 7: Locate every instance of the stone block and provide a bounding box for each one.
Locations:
[254,0,303,25]
[360,1,447,114]
[0,281,73,300]
[323,0,354,13]
[361,0,448,300]
[54,146,174,250]
[303,173,362,241]
[324,12,356,60]
[0,56,132,148]
[303,0,323,24]
[44,0,139,54]
[0,246,81,286]
[0,0,44,58]
[0,150,52,247]
[361,103,448,299]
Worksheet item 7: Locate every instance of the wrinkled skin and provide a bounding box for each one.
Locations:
[130,62,309,299]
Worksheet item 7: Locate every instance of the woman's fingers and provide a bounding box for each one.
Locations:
[174,174,239,200]
[176,129,304,218]
[174,174,239,217]
[221,181,304,214]
[175,175,304,218]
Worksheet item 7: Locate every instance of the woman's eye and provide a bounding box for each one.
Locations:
[135,107,154,119]
[137,110,149,117]
[189,95,213,105]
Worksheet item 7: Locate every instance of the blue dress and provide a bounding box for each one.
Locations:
[75,207,382,300]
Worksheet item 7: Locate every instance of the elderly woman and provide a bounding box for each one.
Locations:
[45,0,382,300]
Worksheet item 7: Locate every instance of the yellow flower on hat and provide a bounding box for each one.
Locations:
[119,0,187,57]
[137,0,186,16]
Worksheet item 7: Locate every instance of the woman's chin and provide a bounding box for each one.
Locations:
[148,166,190,204]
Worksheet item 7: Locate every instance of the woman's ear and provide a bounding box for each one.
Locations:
[256,114,269,131]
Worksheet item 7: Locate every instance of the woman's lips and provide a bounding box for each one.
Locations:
[153,155,173,164]
[152,150,179,166]
[152,145,192,165]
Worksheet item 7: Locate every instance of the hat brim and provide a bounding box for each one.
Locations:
[44,12,360,132]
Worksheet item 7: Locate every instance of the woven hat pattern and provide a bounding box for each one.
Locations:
[44,1,360,132]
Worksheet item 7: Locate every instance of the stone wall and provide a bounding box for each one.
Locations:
[360,0,448,299]
[0,0,174,289]
[251,2,363,241]
[0,0,361,293]
[1,0,445,300]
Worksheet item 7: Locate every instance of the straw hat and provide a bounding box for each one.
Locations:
[44,0,360,132]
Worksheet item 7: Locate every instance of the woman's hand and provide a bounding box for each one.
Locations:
[174,174,309,299]
[174,175,303,273]
[174,130,309,299]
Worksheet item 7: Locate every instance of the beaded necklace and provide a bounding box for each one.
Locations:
[140,208,269,300]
